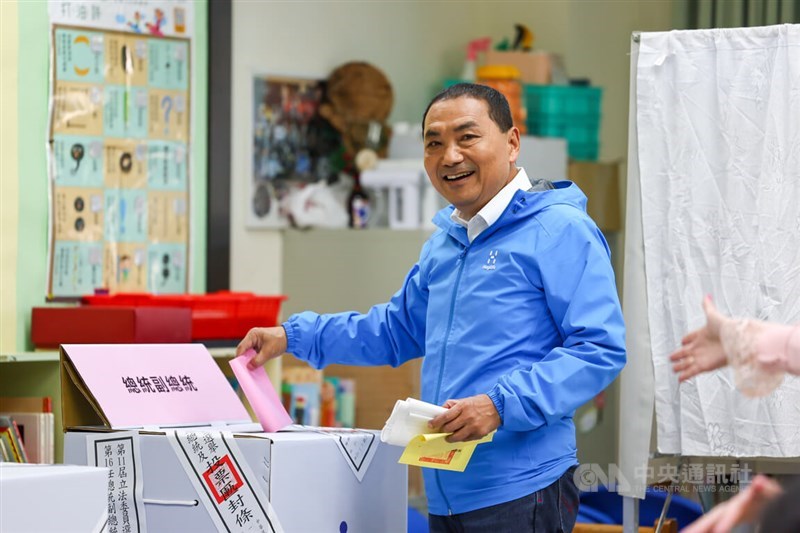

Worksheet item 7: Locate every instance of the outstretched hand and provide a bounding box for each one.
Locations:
[670,296,730,382]
[236,326,288,369]
[427,394,501,443]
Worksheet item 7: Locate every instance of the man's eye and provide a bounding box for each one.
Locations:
[426,141,441,148]
[461,134,478,141]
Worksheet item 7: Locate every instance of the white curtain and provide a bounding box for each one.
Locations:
[631,24,800,461]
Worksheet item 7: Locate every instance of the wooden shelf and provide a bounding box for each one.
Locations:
[0,352,60,363]
[1,346,241,363]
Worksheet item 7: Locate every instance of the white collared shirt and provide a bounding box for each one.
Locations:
[450,168,532,242]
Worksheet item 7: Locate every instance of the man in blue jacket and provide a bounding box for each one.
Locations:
[237,83,626,532]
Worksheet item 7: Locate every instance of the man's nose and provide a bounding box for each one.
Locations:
[443,143,463,165]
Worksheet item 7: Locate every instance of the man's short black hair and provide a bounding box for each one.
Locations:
[422,83,514,135]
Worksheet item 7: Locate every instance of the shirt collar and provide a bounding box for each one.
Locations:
[450,168,532,242]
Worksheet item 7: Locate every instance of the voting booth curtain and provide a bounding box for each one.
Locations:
[621,23,800,498]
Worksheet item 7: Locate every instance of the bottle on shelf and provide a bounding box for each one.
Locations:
[348,120,383,229]
[347,174,371,229]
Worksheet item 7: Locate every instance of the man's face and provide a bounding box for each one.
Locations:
[423,97,520,220]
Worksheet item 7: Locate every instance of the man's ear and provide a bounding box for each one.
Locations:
[507,126,521,163]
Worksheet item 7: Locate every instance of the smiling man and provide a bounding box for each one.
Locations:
[238,83,626,532]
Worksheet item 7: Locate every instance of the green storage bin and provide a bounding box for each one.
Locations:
[525,85,602,161]
[569,142,599,161]
[524,85,602,117]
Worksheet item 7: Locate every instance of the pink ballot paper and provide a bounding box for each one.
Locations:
[229,350,293,432]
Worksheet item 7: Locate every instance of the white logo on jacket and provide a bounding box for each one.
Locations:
[482,250,498,271]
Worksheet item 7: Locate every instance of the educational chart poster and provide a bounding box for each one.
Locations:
[47,1,193,298]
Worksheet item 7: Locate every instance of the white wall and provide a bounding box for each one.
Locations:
[230,0,677,294]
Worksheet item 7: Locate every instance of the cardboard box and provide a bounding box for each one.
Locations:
[568,161,622,232]
[60,344,408,532]
[65,428,407,532]
[60,344,252,428]
[485,50,552,85]
[32,306,192,348]
[0,463,108,532]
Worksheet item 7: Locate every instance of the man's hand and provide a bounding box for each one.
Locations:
[236,326,288,369]
[427,394,501,443]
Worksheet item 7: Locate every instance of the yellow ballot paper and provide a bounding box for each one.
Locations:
[399,431,495,472]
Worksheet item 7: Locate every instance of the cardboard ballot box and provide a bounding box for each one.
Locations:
[65,427,406,532]
[60,344,407,532]
[0,463,109,532]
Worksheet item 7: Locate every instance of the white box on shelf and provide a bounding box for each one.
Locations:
[517,135,568,181]
[361,160,426,230]
[0,463,108,532]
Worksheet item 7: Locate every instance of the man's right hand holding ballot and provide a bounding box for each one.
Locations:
[237,326,287,368]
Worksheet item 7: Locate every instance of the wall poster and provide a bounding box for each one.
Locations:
[47,0,193,298]
[249,75,327,228]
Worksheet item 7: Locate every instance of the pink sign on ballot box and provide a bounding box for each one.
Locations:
[60,344,251,429]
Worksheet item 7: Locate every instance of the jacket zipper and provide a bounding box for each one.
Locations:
[433,244,469,515]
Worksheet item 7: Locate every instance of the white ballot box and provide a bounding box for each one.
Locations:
[60,344,407,532]
[64,427,406,532]
[0,463,108,532]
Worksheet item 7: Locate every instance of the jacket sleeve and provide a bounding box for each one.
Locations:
[725,321,800,396]
[282,245,431,370]
[784,325,800,375]
[488,215,627,431]
[752,323,800,376]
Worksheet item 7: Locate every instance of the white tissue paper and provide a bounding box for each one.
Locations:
[380,398,447,447]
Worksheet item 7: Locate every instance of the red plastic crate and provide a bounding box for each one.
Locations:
[81,291,287,340]
[82,293,154,306]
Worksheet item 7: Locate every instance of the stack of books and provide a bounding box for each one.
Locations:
[0,396,55,464]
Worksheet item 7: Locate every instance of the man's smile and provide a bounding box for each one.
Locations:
[442,170,475,182]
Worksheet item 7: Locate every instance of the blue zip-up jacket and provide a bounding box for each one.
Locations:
[283,181,626,515]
